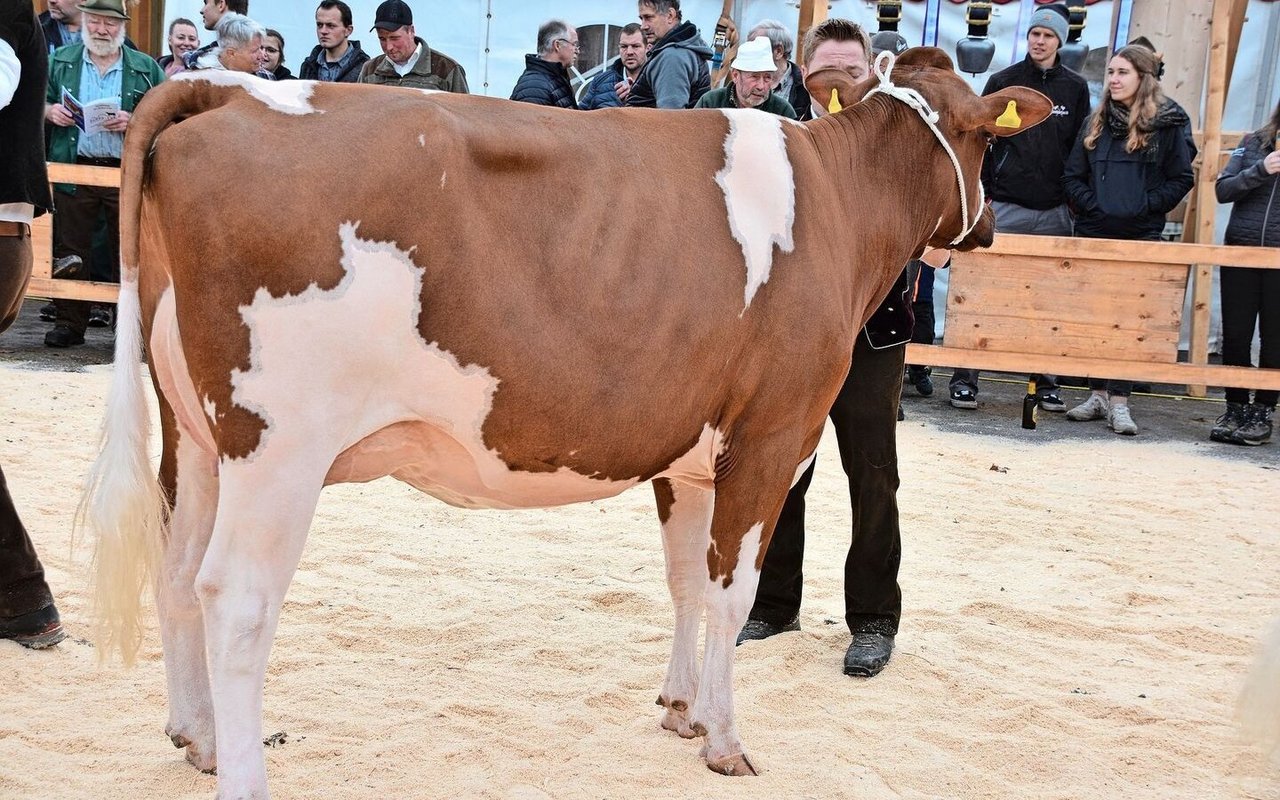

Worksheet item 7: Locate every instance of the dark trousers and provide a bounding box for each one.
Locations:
[750,335,904,636]
[0,227,32,332]
[909,264,936,357]
[52,184,120,335]
[0,460,54,620]
[1221,265,1280,407]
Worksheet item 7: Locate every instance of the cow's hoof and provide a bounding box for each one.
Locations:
[657,696,698,738]
[705,752,758,776]
[184,743,217,774]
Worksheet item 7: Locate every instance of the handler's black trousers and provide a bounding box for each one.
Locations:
[749,334,904,636]
[0,463,53,619]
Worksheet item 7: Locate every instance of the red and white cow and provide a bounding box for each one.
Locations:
[85,48,1048,797]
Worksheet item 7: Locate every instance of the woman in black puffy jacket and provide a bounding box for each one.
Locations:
[1210,100,1280,446]
[1062,44,1194,436]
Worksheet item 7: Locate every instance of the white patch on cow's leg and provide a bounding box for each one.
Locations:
[196,449,330,799]
[714,110,796,310]
[655,479,714,738]
[691,522,764,776]
[790,450,816,489]
[159,432,220,773]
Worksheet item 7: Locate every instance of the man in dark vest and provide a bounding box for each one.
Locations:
[0,2,67,649]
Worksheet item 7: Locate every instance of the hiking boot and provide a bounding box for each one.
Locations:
[1210,402,1249,443]
[44,326,85,348]
[38,302,57,322]
[51,254,84,279]
[1066,393,1108,421]
[1108,403,1138,436]
[908,366,934,397]
[736,616,800,646]
[949,386,977,409]
[1038,393,1067,413]
[87,306,112,328]
[843,631,894,677]
[1231,403,1273,446]
[0,604,66,649]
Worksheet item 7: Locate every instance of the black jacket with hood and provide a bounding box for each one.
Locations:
[625,20,711,109]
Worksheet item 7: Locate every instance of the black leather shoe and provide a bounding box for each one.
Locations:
[44,326,85,348]
[736,616,800,646]
[0,604,66,649]
[51,254,84,279]
[843,631,894,677]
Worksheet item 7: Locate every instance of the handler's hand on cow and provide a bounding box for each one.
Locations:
[102,109,130,133]
[45,102,75,127]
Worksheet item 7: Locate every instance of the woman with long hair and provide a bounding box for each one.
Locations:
[1211,99,1280,446]
[1063,44,1195,435]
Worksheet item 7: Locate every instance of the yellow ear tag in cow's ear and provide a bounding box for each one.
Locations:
[827,88,843,114]
[995,100,1021,129]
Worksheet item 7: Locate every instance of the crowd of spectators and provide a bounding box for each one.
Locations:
[20,0,1280,448]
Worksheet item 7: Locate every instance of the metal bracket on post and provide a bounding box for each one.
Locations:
[1059,4,1089,73]
[955,0,995,75]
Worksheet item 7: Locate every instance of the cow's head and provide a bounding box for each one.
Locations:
[805,47,1052,252]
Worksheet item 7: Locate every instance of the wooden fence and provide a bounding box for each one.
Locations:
[30,165,1280,392]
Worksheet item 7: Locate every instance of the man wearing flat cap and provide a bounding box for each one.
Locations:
[358,0,468,92]
[693,36,796,117]
[42,0,163,348]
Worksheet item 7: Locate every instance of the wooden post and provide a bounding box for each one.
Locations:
[797,0,829,66]
[1185,0,1235,397]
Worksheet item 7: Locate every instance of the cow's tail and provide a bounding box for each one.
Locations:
[1239,615,1280,760]
[78,82,217,665]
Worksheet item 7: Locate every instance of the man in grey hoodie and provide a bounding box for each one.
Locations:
[625,0,711,109]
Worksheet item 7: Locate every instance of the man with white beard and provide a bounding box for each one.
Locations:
[42,0,163,348]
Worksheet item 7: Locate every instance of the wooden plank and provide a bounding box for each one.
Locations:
[46,163,121,188]
[975,234,1280,269]
[945,257,1185,362]
[907,345,1280,392]
[30,215,52,279]
[26,277,121,303]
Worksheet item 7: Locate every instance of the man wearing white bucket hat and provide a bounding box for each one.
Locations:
[693,35,796,117]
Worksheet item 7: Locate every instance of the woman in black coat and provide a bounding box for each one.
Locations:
[1063,44,1194,436]
[1211,99,1280,446]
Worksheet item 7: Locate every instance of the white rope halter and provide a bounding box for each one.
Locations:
[861,50,985,246]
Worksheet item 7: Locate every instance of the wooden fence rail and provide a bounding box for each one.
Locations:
[30,166,1280,392]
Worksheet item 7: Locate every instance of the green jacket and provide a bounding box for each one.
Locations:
[358,38,469,93]
[46,43,165,192]
[694,85,797,120]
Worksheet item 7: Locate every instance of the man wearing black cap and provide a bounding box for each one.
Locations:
[358,0,467,92]
[947,2,1089,413]
[0,2,67,649]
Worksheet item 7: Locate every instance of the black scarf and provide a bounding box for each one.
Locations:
[1106,97,1189,140]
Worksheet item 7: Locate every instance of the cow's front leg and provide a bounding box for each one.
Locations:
[653,478,713,738]
[197,453,328,800]
[689,451,793,776]
[158,433,220,773]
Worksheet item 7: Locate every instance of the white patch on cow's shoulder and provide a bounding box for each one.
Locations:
[174,70,319,115]
[714,109,796,311]
[418,133,426,147]
[440,171,447,189]
[229,223,640,509]
[202,395,217,423]
[418,89,443,96]
[658,424,726,490]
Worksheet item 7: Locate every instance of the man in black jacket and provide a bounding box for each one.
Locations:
[510,19,577,109]
[300,0,370,82]
[626,0,711,109]
[0,3,66,649]
[947,3,1089,413]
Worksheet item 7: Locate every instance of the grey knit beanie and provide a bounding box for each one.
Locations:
[1027,4,1069,46]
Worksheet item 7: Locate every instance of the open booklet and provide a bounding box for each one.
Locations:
[61,87,121,136]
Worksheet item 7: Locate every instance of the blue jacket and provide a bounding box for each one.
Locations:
[579,58,624,110]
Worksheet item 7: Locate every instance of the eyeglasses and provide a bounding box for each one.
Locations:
[555,38,580,51]
[262,46,280,53]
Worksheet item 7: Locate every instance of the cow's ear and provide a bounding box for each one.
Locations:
[966,86,1053,137]
[803,67,864,115]
[894,46,955,72]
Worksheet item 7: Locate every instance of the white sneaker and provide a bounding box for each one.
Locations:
[1108,403,1138,435]
[1066,393,1108,421]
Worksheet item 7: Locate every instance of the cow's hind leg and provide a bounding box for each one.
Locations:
[197,453,329,799]
[159,430,220,772]
[690,445,795,776]
[652,478,713,738]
